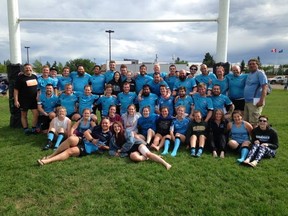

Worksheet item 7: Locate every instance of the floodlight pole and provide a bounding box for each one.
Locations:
[24,46,30,63]
[105,30,114,62]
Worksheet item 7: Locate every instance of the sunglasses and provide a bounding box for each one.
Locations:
[190,68,197,71]
[259,119,267,122]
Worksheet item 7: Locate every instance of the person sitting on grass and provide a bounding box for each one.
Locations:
[243,115,279,167]
[208,109,229,158]
[109,121,172,170]
[150,106,173,151]
[37,117,112,166]
[186,110,209,157]
[161,105,190,157]
[70,108,97,137]
[227,110,253,163]
[134,106,157,147]
[42,106,71,150]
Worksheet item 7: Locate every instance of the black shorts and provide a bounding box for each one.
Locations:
[19,98,37,111]
[232,99,245,111]
[38,115,51,130]
[77,138,87,157]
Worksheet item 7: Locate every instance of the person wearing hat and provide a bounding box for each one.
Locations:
[50,66,59,95]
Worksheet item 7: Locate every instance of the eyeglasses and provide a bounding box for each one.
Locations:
[190,68,197,71]
[259,119,267,122]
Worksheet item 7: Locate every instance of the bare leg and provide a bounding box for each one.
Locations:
[145,152,172,170]
[130,151,147,162]
[45,136,79,159]
[146,129,155,144]
[21,111,28,128]
[31,109,39,128]
[39,147,80,165]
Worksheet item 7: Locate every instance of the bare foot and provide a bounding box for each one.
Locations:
[248,160,258,168]
[243,158,250,164]
[166,164,172,170]
[212,151,218,157]
[220,151,225,159]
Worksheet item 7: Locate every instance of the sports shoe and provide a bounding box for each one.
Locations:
[196,150,203,157]
[190,149,196,157]
[42,140,53,151]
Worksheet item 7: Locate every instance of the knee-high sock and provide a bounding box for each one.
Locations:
[161,138,170,155]
[54,133,64,148]
[171,138,181,157]
[237,146,249,162]
[47,131,55,141]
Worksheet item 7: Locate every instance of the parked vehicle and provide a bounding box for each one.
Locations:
[268,75,287,85]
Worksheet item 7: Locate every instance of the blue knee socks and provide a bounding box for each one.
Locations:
[171,138,181,157]
[47,131,54,141]
[161,138,170,155]
[237,146,249,163]
[54,133,64,149]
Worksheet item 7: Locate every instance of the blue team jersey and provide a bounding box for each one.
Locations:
[138,93,158,114]
[157,95,174,116]
[173,77,196,94]
[76,93,99,115]
[37,76,57,94]
[244,70,268,102]
[164,75,178,90]
[195,72,217,89]
[226,73,248,100]
[174,95,193,115]
[117,92,137,115]
[38,93,58,113]
[89,74,106,94]
[146,80,169,96]
[135,75,153,94]
[137,113,157,136]
[58,93,78,116]
[210,94,232,111]
[70,71,91,94]
[211,78,228,94]
[171,117,190,135]
[96,95,118,116]
[192,93,214,118]
[57,76,72,91]
[104,70,115,83]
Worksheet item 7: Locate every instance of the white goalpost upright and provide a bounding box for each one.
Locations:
[7,0,230,64]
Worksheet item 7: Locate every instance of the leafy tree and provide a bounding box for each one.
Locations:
[0,63,7,73]
[240,60,245,71]
[202,52,215,67]
[175,57,188,65]
[32,59,43,73]
[65,58,95,74]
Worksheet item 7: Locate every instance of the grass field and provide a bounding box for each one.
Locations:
[0,90,287,216]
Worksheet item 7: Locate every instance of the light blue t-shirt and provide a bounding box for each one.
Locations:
[244,70,268,103]
[192,93,214,118]
[226,73,248,100]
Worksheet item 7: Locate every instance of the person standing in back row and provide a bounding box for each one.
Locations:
[244,58,268,127]
[14,63,39,135]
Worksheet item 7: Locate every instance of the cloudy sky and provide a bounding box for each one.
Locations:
[0,0,288,66]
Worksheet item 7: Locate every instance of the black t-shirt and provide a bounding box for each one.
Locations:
[91,125,112,146]
[15,73,38,100]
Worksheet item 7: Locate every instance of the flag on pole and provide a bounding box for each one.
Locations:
[279,49,284,53]
[271,48,277,53]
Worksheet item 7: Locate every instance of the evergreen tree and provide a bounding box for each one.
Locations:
[202,52,215,67]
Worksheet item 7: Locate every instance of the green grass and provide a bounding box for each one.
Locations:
[0,90,288,216]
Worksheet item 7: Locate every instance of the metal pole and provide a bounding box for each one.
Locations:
[215,0,230,62]
[24,46,30,63]
[7,0,22,64]
[105,30,114,62]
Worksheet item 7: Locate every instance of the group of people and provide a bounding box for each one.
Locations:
[13,58,279,170]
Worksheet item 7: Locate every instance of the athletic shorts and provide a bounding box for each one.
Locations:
[38,115,51,130]
[19,98,37,111]
[77,137,87,157]
[232,99,245,111]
